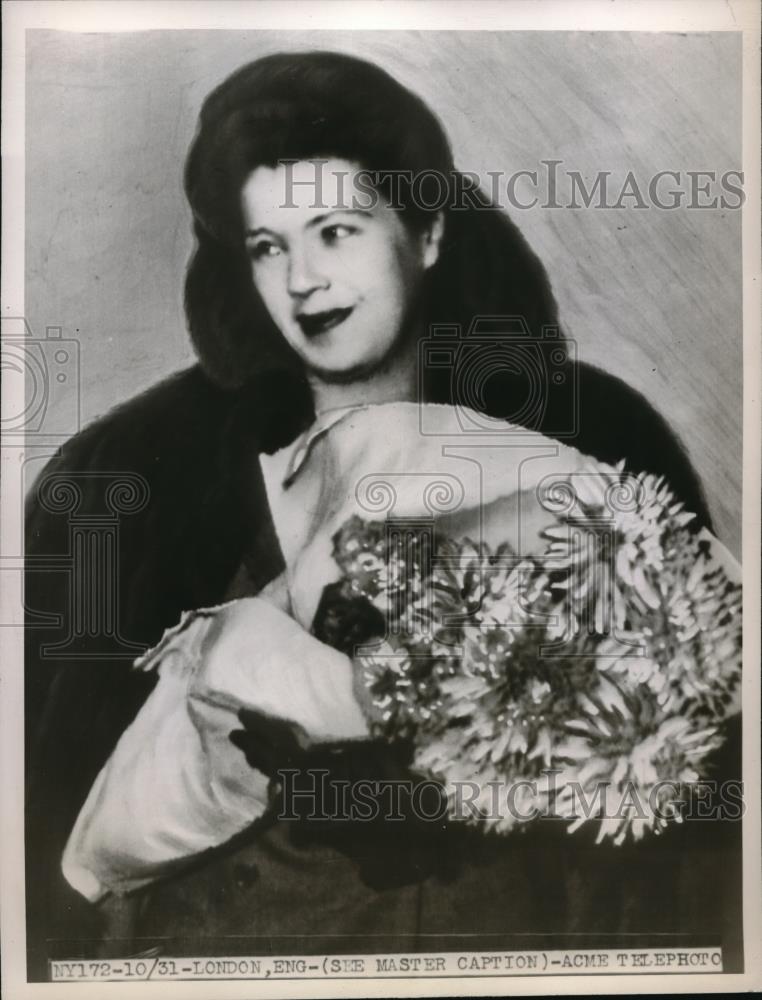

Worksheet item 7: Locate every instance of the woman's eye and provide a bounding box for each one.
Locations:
[322,224,356,244]
[248,241,282,261]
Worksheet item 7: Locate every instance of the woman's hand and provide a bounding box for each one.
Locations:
[229,707,313,777]
[230,708,460,890]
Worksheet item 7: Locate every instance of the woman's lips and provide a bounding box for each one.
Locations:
[297,306,354,338]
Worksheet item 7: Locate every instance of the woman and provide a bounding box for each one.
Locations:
[25,50,740,976]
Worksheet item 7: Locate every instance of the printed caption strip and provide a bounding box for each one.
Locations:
[50,947,723,981]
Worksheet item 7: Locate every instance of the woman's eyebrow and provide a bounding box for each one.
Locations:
[305,209,374,229]
[245,227,278,240]
[245,209,373,239]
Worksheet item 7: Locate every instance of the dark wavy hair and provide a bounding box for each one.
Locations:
[183,49,559,389]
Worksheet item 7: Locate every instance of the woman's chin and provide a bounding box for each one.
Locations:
[301,344,389,385]
[305,356,380,385]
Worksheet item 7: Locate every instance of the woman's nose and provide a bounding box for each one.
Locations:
[287,244,330,298]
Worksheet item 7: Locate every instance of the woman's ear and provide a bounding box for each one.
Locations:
[421,211,445,270]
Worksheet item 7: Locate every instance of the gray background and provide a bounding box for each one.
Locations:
[25,29,742,553]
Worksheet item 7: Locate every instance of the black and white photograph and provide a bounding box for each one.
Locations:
[2,1,760,996]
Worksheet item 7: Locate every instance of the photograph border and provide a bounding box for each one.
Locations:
[2,2,760,997]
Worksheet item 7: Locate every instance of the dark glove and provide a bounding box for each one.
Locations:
[230,709,461,890]
[229,707,314,778]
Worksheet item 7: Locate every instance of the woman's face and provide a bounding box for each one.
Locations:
[241,159,442,381]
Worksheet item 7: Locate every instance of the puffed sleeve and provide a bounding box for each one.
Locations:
[62,597,370,902]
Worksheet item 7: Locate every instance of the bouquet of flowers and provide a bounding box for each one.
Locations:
[313,464,742,845]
